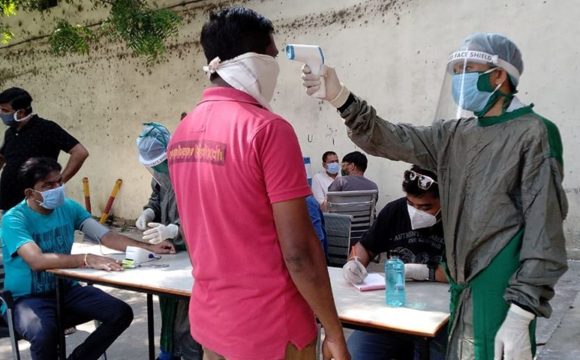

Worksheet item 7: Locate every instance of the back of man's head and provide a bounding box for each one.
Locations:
[342,151,368,173]
[18,157,62,190]
[0,87,33,114]
[402,165,439,198]
[200,7,274,64]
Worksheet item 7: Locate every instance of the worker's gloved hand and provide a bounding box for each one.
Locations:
[301,64,351,108]
[342,257,368,285]
[494,304,535,360]
[142,223,179,244]
[404,263,430,281]
[135,208,155,230]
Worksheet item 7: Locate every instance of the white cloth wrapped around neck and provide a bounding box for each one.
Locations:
[203,52,279,111]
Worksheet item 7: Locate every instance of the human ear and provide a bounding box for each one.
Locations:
[24,188,35,198]
[494,69,509,86]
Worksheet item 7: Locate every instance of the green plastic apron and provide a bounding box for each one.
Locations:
[446,229,536,360]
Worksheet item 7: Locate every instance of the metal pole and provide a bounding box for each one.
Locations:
[56,278,67,360]
[82,177,92,213]
[99,179,123,224]
[147,293,155,360]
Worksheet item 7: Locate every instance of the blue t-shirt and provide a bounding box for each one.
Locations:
[1,198,91,299]
[306,195,327,256]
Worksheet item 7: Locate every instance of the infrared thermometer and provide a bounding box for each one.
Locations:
[286,44,326,98]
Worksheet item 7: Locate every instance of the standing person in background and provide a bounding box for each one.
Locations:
[168,7,349,360]
[135,122,203,360]
[311,151,340,207]
[300,32,567,360]
[0,87,89,212]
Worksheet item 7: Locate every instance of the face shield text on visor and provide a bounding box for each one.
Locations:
[433,50,520,121]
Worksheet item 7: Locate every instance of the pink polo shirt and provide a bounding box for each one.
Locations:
[168,87,316,360]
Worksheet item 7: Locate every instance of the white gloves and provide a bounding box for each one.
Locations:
[494,304,535,360]
[301,64,350,108]
[136,208,155,230]
[142,223,179,244]
[404,264,430,281]
[342,257,368,285]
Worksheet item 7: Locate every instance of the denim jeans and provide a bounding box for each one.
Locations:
[347,327,447,360]
[4,284,133,360]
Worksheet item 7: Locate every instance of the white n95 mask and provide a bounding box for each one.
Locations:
[407,205,439,230]
[203,52,280,110]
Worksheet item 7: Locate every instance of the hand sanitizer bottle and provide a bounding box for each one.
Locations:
[385,252,406,307]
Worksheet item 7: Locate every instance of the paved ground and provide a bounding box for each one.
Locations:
[2,261,578,359]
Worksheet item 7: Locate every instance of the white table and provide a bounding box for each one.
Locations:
[50,244,450,360]
[48,242,193,360]
[328,267,450,337]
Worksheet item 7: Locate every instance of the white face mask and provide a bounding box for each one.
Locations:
[407,204,439,230]
[203,52,280,110]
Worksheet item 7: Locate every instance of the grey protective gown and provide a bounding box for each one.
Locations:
[145,179,184,248]
[144,179,202,359]
[338,94,568,359]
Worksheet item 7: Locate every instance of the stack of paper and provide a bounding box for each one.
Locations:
[352,273,386,291]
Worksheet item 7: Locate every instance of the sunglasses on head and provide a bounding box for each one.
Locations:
[404,170,437,190]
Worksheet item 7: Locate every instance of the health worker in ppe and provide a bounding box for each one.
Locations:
[299,32,568,360]
[136,122,203,360]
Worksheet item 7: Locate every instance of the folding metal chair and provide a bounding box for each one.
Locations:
[323,213,353,267]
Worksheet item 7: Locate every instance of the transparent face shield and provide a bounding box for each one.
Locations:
[147,160,172,190]
[433,50,520,121]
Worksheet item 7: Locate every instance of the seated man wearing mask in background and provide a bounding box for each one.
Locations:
[311,151,340,208]
[329,151,378,193]
[344,166,447,360]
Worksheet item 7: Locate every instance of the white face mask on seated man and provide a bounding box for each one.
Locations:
[407,204,440,230]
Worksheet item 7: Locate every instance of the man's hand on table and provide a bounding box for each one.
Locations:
[86,254,123,272]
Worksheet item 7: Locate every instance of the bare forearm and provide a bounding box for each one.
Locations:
[61,144,89,182]
[274,198,345,341]
[101,232,152,252]
[29,253,84,271]
[284,242,344,337]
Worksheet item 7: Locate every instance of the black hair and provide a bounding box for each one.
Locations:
[402,165,439,198]
[200,7,274,80]
[18,157,62,190]
[342,151,368,172]
[0,87,33,115]
[322,151,337,163]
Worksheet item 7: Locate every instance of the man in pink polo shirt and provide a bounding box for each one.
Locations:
[168,6,349,360]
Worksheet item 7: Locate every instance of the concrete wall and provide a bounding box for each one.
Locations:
[2,0,580,257]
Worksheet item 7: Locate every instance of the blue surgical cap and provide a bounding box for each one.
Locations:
[457,33,523,87]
